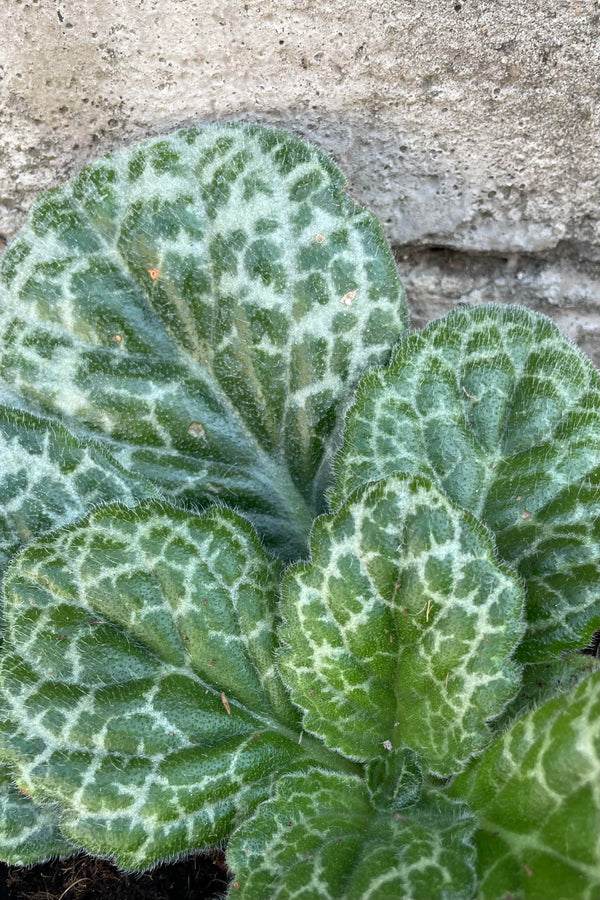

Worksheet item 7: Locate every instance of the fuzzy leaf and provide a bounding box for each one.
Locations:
[279,474,525,776]
[331,305,600,660]
[0,124,406,559]
[492,654,599,734]
[0,767,74,865]
[365,748,423,812]
[227,771,477,900]
[0,404,157,569]
[451,672,600,900]
[0,387,156,866]
[0,503,352,870]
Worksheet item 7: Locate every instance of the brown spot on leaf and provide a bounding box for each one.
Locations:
[148,268,160,280]
[462,386,480,401]
[339,289,357,306]
[187,422,206,439]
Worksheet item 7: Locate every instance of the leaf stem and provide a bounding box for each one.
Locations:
[260,462,318,560]
[291,729,364,777]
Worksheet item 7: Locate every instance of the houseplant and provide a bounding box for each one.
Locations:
[0,123,598,899]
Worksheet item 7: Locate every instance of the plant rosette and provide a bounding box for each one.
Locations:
[0,123,598,900]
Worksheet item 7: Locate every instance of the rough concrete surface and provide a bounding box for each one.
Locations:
[1,0,599,359]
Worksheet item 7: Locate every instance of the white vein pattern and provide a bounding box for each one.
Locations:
[0,767,75,865]
[228,771,477,900]
[279,473,526,775]
[331,305,600,660]
[0,503,322,869]
[0,405,156,567]
[451,672,600,900]
[0,124,407,559]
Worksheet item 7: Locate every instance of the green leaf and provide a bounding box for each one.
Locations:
[0,766,74,865]
[0,398,156,866]
[365,748,423,812]
[279,473,525,776]
[0,404,157,570]
[0,124,407,559]
[0,503,355,870]
[492,654,599,735]
[451,672,600,900]
[331,304,600,660]
[227,771,477,900]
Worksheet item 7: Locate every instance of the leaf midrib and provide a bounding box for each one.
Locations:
[478,819,599,883]
[39,173,317,551]
[4,562,361,777]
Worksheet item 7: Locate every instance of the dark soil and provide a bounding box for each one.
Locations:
[2,850,229,899]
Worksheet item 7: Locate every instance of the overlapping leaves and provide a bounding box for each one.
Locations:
[492,654,599,734]
[0,404,157,569]
[331,305,600,661]
[1,477,522,868]
[228,772,477,900]
[0,123,407,560]
[0,503,360,869]
[0,123,597,899]
[451,672,600,900]
[0,123,407,864]
[280,473,524,775]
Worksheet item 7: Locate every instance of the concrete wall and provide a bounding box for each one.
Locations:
[1,0,599,360]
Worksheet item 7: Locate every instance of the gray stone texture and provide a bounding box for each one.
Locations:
[1,0,599,360]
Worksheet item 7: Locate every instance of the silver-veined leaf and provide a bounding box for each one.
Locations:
[0,124,407,559]
[279,473,525,776]
[0,330,157,865]
[0,404,157,570]
[492,653,599,735]
[450,672,600,900]
[227,771,476,900]
[0,503,356,870]
[0,767,74,865]
[331,305,600,660]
